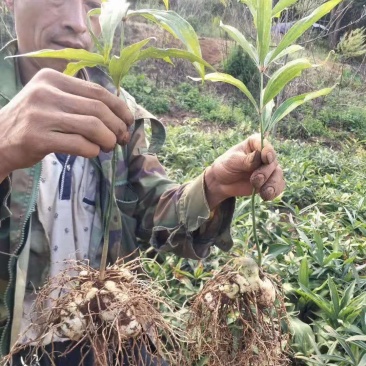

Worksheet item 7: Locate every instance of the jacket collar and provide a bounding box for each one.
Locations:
[0,40,23,103]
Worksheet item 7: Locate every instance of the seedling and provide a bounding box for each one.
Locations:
[7,0,210,364]
[188,0,342,364]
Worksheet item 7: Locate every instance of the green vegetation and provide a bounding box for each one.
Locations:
[1,0,365,364]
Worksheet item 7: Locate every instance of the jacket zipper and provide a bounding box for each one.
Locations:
[0,162,43,354]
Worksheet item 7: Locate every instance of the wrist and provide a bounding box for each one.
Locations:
[204,166,229,210]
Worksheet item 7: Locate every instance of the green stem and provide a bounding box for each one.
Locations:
[251,70,265,267]
[99,146,118,280]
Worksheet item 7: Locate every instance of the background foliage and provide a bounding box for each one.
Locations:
[1,0,366,364]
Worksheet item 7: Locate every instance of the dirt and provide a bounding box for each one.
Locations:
[125,20,233,67]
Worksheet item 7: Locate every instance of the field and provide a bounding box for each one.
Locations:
[1,0,366,364]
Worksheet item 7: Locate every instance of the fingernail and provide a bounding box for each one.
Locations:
[255,174,265,186]
[267,152,274,163]
[263,187,274,200]
[249,151,256,163]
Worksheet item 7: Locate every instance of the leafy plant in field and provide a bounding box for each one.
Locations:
[193,0,342,266]
[337,27,366,60]
[7,0,212,364]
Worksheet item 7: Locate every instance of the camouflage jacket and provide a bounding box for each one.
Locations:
[0,41,235,356]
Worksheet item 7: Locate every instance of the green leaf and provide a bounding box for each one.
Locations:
[239,0,257,25]
[162,0,169,10]
[298,284,333,318]
[298,257,309,287]
[11,49,105,63]
[269,86,334,128]
[340,282,356,309]
[137,47,213,70]
[328,276,340,317]
[346,335,366,342]
[220,21,258,66]
[257,0,272,65]
[191,72,258,110]
[109,38,152,89]
[265,45,304,66]
[263,58,312,106]
[128,9,205,78]
[269,0,343,63]
[272,0,298,17]
[87,9,103,54]
[289,317,315,356]
[100,0,130,61]
[64,61,100,76]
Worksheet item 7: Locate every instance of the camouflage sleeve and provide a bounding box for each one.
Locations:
[127,114,235,260]
[0,177,11,224]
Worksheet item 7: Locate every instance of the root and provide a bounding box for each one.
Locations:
[186,257,290,366]
[7,258,185,366]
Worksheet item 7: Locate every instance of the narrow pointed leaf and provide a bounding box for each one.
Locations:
[191,72,258,110]
[220,22,259,65]
[257,0,272,65]
[298,284,333,317]
[263,99,275,131]
[265,45,304,66]
[340,282,356,309]
[162,0,169,10]
[269,0,343,63]
[269,86,334,127]
[263,58,312,106]
[108,38,152,89]
[10,49,105,63]
[328,276,340,317]
[137,47,213,70]
[289,317,315,356]
[128,9,204,78]
[100,0,130,60]
[239,0,257,25]
[64,61,100,76]
[87,9,103,54]
[272,0,298,17]
[298,257,309,287]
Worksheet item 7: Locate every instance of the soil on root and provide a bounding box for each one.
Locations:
[7,258,185,366]
[186,261,290,366]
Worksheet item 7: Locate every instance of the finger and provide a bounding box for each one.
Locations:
[222,150,262,175]
[261,141,276,164]
[42,70,134,127]
[52,112,117,152]
[259,167,285,201]
[56,89,128,144]
[250,161,278,190]
[48,132,101,158]
[244,134,277,164]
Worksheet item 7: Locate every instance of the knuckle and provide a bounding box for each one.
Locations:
[87,82,108,99]
[90,100,105,117]
[34,68,57,81]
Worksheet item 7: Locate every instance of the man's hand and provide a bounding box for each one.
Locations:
[0,68,134,181]
[204,134,285,209]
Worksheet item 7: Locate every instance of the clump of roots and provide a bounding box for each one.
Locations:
[9,258,185,366]
[187,256,290,366]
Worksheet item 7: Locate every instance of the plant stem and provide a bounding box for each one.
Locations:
[99,146,118,280]
[251,70,265,267]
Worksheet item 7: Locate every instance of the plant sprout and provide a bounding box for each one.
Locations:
[193,0,342,266]
[7,0,212,364]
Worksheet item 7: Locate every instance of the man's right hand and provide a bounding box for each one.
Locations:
[0,68,134,182]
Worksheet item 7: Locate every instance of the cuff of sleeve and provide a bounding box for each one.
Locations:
[178,172,211,232]
[0,176,11,225]
[151,173,235,260]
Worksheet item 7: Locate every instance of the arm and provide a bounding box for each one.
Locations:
[127,119,284,260]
